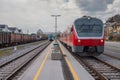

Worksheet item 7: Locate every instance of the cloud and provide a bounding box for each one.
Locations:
[107,0,120,13]
[0,0,119,33]
[0,0,53,32]
[0,0,84,33]
[60,0,78,10]
[75,0,114,12]
[106,0,114,4]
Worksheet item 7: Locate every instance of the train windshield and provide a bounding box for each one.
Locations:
[75,24,103,37]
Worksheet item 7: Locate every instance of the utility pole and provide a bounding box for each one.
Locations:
[51,15,62,60]
[51,15,61,41]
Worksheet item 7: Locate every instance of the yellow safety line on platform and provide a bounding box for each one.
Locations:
[33,49,50,80]
[58,41,80,80]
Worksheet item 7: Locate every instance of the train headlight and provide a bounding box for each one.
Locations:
[88,16,91,20]
[78,40,81,43]
[88,17,90,20]
[101,39,103,42]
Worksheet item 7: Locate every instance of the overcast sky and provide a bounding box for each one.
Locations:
[0,0,120,33]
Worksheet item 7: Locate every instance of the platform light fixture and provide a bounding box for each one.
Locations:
[51,15,61,41]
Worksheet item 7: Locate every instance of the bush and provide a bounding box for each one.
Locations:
[108,34,120,41]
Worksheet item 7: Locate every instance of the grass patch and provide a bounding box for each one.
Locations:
[0,48,13,58]
[0,40,46,58]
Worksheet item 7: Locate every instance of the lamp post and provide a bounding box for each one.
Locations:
[51,15,61,41]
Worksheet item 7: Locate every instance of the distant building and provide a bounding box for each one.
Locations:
[36,29,43,40]
[0,24,9,32]
[113,23,120,33]
[18,29,23,34]
[105,22,120,35]
[0,24,23,33]
[8,27,22,34]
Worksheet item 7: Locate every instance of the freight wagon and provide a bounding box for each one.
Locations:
[0,31,37,47]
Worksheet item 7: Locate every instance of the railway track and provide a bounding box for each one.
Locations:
[0,40,47,59]
[0,41,50,80]
[60,42,120,80]
[75,56,120,80]
[103,53,120,60]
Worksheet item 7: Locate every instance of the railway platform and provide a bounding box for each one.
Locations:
[18,41,94,80]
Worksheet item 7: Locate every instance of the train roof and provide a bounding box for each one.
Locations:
[74,16,103,25]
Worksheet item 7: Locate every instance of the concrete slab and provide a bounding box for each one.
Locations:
[51,50,62,60]
[58,41,95,80]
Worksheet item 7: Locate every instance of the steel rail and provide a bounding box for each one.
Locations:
[0,41,48,67]
[103,53,120,60]
[0,41,50,80]
[60,41,120,80]
[80,56,120,80]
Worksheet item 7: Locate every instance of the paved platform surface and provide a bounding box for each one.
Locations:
[18,41,95,80]
[58,41,94,80]
[38,53,64,80]
[104,41,120,59]
[18,42,64,80]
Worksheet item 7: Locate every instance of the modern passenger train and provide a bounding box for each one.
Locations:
[60,16,104,56]
[48,34,55,41]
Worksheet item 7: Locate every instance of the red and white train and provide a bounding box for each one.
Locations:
[60,16,104,56]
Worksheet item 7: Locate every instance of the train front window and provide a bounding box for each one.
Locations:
[75,24,103,37]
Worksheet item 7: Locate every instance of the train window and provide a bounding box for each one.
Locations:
[75,24,103,37]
